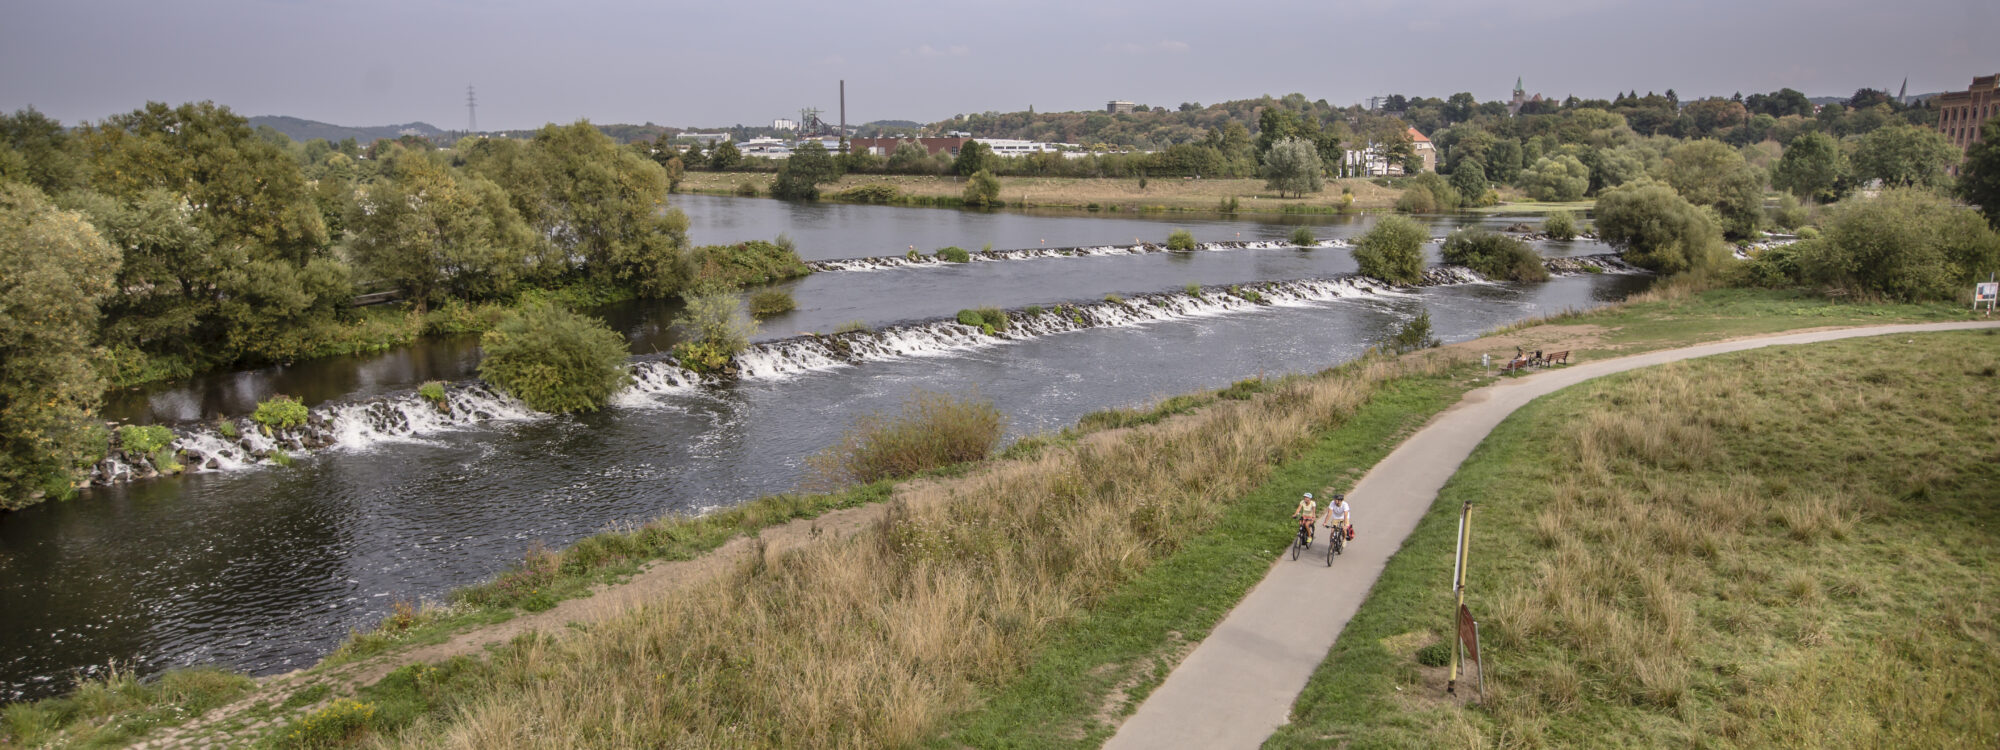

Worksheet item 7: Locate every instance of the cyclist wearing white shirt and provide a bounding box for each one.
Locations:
[1323,493,1351,541]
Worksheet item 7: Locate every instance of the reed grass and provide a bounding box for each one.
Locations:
[345,353,1462,748]
[1269,331,2000,748]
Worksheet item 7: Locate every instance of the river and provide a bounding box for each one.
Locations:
[0,196,1644,701]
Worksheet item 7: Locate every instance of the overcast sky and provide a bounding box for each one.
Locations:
[3,0,1993,131]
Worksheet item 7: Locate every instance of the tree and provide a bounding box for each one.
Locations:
[1522,155,1590,201]
[1593,182,1726,275]
[1959,118,2000,229]
[1485,139,1525,183]
[1771,131,1845,202]
[1450,159,1488,205]
[1261,137,1324,197]
[0,184,120,508]
[887,140,932,174]
[1593,145,1651,192]
[464,121,688,297]
[348,156,536,310]
[77,101,328,265]
[1351,215,1428,284]
[1851,124,1957,189]
[672,290,758,374]
[962,169,1001,207]
[953,140,996,177]
[707,140,742,171]
[0,106,82,194]
[1440,229,1549,282]
[1661,140,1766,238]
[771,141,840,200]
[1793,188,2000,300]
[478,303,631,413]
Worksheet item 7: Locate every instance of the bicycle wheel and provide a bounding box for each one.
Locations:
[1291,530,1302,560]
[1327,531,1338,565]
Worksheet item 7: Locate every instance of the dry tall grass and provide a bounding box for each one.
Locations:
[1457,333,2000,747]
[806,389,1006,486]
[370,353,1462,748]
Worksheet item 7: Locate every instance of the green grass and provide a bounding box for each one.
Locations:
[0,667,253,748]
[1267,330,2000,748]
[1465,200,1597,214]
[939,372,1468,747]
[1585,287,1965,354]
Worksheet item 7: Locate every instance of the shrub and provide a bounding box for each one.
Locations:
[748,289,796,318]
[955,307,1008,335]
[1441,229,1549,282]
[478,303,631,413]
[1791,188,2000,301]
[1185,283,1203,298]
[1522,155,1591,202]
[1416,642,1452,667]
[687,240,810,289]
[1797,226,1821,240]
[417,381,446,406]
[962,169,1001,207]
[1377,310,1441,355]
[835,320,871,334]
[217,420,238,439]
[1104,293,1125,304]
[671,291,758,374]
[1290,226,1317,247]
[1166,229,1198,251]
[833,184,902,203]
[253,396,310,430]
[935,246,971,263]
[1394,172,1460,213]
[278,699,376,749]
[1594,183,1726,275]
[116,424,174,455]
[733,180,759,197]
[1768,193,1810,231]
[1544,210,1579,241]
[807,390,1005,485]
[1352,215,1429,285]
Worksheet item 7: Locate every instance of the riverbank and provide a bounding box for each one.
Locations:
[1267,328,2000,747]
[5,287,1974,748]
[677,172,1406,214]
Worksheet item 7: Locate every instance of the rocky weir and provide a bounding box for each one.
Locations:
[82,254,1641,489]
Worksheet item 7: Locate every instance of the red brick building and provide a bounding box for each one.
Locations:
[847,137,972,158]
[1936,73,1998,153]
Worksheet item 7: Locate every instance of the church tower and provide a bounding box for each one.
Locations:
[1509,76,1529,116]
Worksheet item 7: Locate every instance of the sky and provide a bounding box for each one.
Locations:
[2,0,1993,132]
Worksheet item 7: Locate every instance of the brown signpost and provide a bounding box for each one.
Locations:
[1458,603,1484,700]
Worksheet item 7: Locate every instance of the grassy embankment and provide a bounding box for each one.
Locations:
[678,171,1404,214]
[5,288,1977,748]
[1267,330,2000,748]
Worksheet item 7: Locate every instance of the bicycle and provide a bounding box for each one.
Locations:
[1325,520,1345,565]
[1291,518,1313,560]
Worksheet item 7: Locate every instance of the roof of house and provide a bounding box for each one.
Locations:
[1406,126,1431,143]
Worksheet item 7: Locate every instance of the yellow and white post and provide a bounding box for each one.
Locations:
[1447,501,1473,695]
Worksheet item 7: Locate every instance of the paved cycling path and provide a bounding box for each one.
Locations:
[1105,321,2000,750]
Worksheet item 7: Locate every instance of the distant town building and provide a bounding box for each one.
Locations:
[1344,147,1396,177]
[847,137,973,157]
[974,138,1056,156]
[772,118,798,131]
[1407,127,1437,173]
[678,132,733,145]
[1106,100,1136,115]
[1936,73,1998,160]
[1507,77,1544,116]
[737,137,793,158]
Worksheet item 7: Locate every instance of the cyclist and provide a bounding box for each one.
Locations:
[1292,492,1318,545]
[1323,493,1352,543]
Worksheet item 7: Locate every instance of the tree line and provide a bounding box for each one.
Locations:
[0,101,699,507]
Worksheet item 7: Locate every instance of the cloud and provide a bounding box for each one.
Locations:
[907,44,971,58]
[1110,39,1191,55]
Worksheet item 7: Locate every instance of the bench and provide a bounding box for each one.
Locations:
[1499,357,1530,374]
[1543,350,1570,366]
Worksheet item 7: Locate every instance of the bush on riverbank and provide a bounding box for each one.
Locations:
[477,304,630,413]
[1740,188,2000,301]
[963,169,1002,207]
[1544,210,1579,240]
[808,389,1005,485]
[1352,215,1428,285]
[1441,229,1549,282]
[955,307,1009,335]
[1167,229,1197,250]
[671,291,757,374]
[748,289,796,318]
[1595,182,1726,275]
[1290,226,1317,247]
[252,396,309,430]
[686,238,810,289]
[935,246,971,263]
